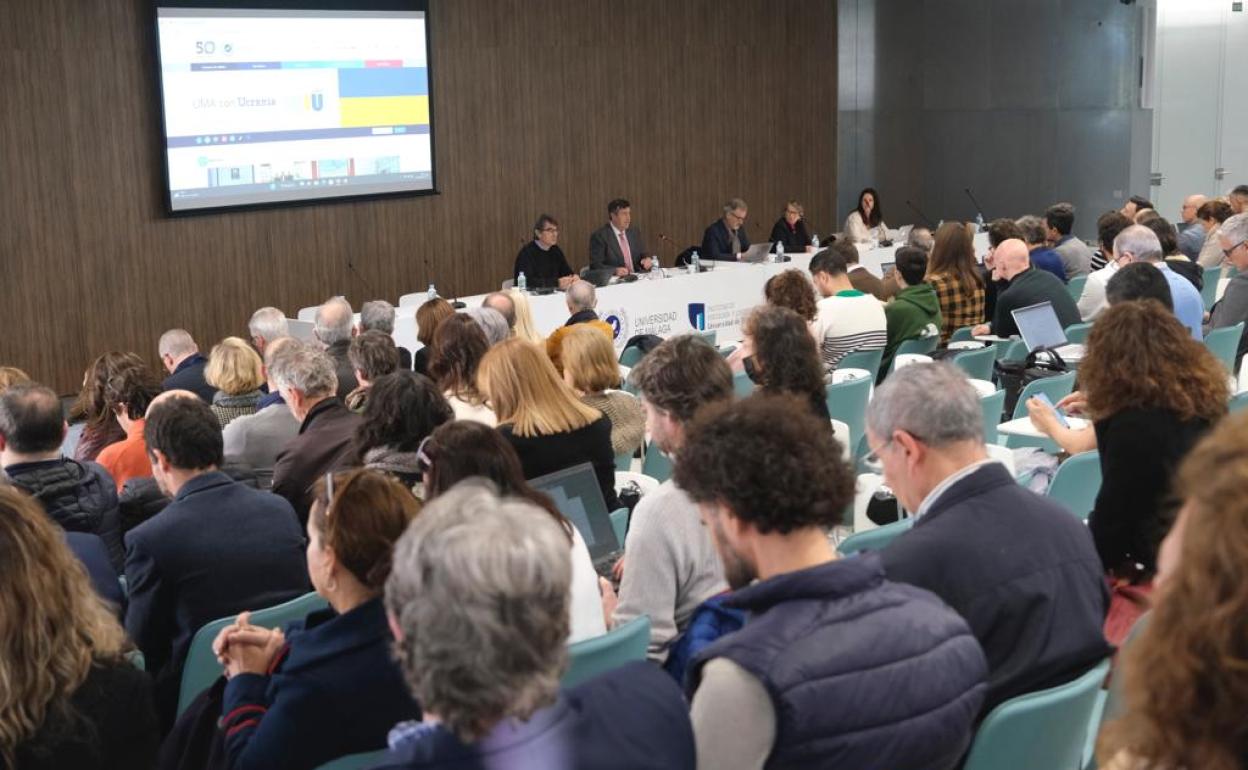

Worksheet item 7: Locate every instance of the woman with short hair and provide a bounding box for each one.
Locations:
[429,314,496,426]
[768,200,814,254]
[206,337,265,428]
[560,325,644,457]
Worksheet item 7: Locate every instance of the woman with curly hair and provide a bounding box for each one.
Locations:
[69,351,145,462]
[346,371,454,489]
[739,305,830,421]
[1097,413,1248,770]
[429,314,496,426]
[763,269,818,324]
[0,486,157,769]
[1029,300,1227,578]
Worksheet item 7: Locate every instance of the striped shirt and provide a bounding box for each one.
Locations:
[811,290,887,373]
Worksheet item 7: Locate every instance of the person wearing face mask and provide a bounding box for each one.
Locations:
[738,305,830,421]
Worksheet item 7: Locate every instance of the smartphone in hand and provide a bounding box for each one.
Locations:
[1033,392,1070,428]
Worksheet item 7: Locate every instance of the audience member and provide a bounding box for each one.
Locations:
[590,197,651,275]
[158,329,215,402]
[677,394,987,769]
[126,392,307,725]
[513,213,575,290]
[868,363,1110,712]
[222,336,301,488]
[763,269,818,323]
[478,338,619,509]
[1106,262,1175,309]
[844,187,888,243]
[612,335,732,661]
[379,482,695,769]
[0,366,30,391]
[360,299,413,370]
[1115,225,1203,339]
[1016,215,1068,282]
[247,307,288,357]
[908,225,935,253]
[1098,412,1248,770]
[767,199,813,255]
[205,336,266,428]
[96,361,162,491]
[1045,202,1093,277]
[809,243,887,373]
[561,325,645,457]
[843,238,898,300]
[270,340,361,525]
[1231,183,1248,215]
[982,218,1024,320]
[506,287,545,345]
[465,306,510,347]
[1120,194,1154,220]
[739,305,831,420]
[481,291,517,332]
[1176,193,1209,260]
[203,470,422,769]
[1078,211,1134,319]
[412,297,454,376]
[881,245,941,376]
[972,238,1080,337]
[0,486,157,770]
[545,280,614,372]
[70,351,143,461]
[429,314,496,425]
[922,221,986,342]
[314,297,359,400]
[1142,215,1203,291]
[0,383,124,570]
[1195,199,1234,267]
[345,329,400,412]
[702,198,752,261]
[347,371,453,489]
[420,421,606,642]
[1208,212,1248,366]
[1135,208,1159,225]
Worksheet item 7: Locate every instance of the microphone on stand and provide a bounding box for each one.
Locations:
[346,260,377,299]
[905,200,938,230]
[964,188,988,231]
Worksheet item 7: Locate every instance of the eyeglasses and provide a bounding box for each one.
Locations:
[415,435,435,474]
[540,227,559,233]
[1223,240,1247,260]
[863,437,894,466]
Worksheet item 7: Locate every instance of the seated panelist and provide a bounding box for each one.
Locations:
[701,198,751,261]
[589,197,652,276]
[514,214,575,291]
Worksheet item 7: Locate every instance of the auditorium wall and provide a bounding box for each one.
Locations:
[0,0,837,394]
[837,0,1154,239]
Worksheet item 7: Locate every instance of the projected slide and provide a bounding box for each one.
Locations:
[155,6,434,213]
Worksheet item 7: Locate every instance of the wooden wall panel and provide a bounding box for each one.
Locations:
[0,0,837,393]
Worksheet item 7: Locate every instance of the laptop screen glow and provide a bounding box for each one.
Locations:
[1012,301,1069,352]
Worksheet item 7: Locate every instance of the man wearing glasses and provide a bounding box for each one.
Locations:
[1176,194,1208,261]
[1207,213,1248,366]
[700,198,751,261]
[513,213,576,291]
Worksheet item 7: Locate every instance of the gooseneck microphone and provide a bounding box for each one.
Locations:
[965,188,988,230]
[346,260,376,298]
[905,200,937,229]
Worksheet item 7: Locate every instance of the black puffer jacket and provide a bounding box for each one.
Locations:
[4,459,124,572]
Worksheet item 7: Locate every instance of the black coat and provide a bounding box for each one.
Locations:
[500,416,620,510]
[700,219,750,261]
[163,354,217,402]
[271,398,361,526]
[768,217,811,254]
[5,457,125,571]
[325,340,360,401]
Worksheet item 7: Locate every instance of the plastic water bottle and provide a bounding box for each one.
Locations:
[775,241,784,263]
[427,283,437,300]
[689,249,701,275]
[517,272,527,292]
[975,213,985,231]
[811,234,820,251]
[650,258,663,280]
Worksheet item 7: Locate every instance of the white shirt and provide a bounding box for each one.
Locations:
[1077,262,1118,321]
[915,459,999,518]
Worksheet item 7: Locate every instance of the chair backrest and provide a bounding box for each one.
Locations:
[895,335,939,358]
[997,338,1028,362]
[1012,371,1078,420]
[837,518,914,556]
[609,507,629,546]
[1204,322,1244,373]
[952,344,997,382]
[563,615,651,688]
[618,345,645,368]
[963,659,1111,770]
[732,370,755,398]
[641,442,673,483]
[315,749,391,770]
[825,375,872,461]
[1083,614,1151,770]
[836,348,884,381]
[1046,450,1101,520]
[950,325,976,343]
[979,388,1006,445]
[1064,322,1094,345]
[1202,266,1223,310]
[178,592,329,716]
[1066,275,1088,302]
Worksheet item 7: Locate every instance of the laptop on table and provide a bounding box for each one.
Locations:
[1011,301,1084,362]
[529,463,624,578]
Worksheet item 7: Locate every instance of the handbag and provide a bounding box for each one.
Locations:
[994,348,1070,417]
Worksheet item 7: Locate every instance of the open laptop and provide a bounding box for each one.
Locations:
[1011,301,1084,362]
[738,242,773,263]
[529,463,623,578]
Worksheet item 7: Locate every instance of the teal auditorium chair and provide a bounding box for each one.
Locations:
[609,508,629,545]
[997,339,1028,363]
[837,518,914,556]
[732,370,755,398]
[887,336,939,375]
[1004,371,1078,450]
[1202,265,1223,310]
[618,345,645,368]
[1204,322,1243,373]
[835,348,884,382]
[950,326,976,343]
[562,615,651,688]
[979,389,1006,445]
[641,443,673,483]
[1063,321,1094,345]
[1046,451,1101,520]
[952,345,996,382]
[315,749,391,770]
[1231,391,1248,414]
[1066,275,1088,302]
[961,659,1111,770]
[177,592,329,717]
[825,376,872,462]
[1082,613,1151,770]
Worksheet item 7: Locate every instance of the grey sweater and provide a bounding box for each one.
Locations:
[612,479,727,662]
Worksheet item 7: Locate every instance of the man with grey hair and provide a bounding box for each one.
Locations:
[1177,194,1209,260]
[971,238,1079,338]
[545,280,614,372]
[359,299,412,370]
[223,336,302,488]
[1208,212,1248,366]
[379,482,694,768]
[269,339,360,524]
[464,306,511,347]
[314,296,358,399]
[481,291,516,330]
[1015,214,1068,282]
[158,328,215,402]
[247,307,289,357]
[867,362,1110,714]
[907,226,934,253]
[1114,224,1203,340]
[701,197,751,261]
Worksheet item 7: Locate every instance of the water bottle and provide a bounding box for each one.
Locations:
[811,234,820,251]
[517,272,527,292]
[427,283,437,300]
[975,213,985,231]
[775,241,784,263]
[689,249,701,275]
[650,258,663,280]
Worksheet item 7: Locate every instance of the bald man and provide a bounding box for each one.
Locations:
[972,239,1081,338]
[313,296,358,399]
[1178,194,1209,261]
[546,280,615,372]
[158,329,215,402]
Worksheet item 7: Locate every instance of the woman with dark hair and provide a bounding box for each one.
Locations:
[843,187,888,243]
[420,420,607,642]
[70,351,145,462]
[347,371,454,489]
[412,297,454,377]
[1097,413,1248,770]
[1196,199,1234,268]
[926,221,986,342]
[1141,215,1203,291]
[763,269,818,324]
[739,305,830,421]
[429,313,496,426]
[96,361,163,492]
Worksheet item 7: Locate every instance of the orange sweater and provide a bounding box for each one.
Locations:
[96,419,151,492]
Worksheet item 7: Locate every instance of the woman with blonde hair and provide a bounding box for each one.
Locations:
[205,336,265,428]
[561,325,644,457]
[0,486,157,768]
[506,287,545,346]
[925,221,986,342]
[478,338,618,508]
[1098,412,1248,770]
[0,365,30,392]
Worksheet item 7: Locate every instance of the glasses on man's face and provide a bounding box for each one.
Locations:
[863,437,895,467]
[541,227,559,234]
[1223,240,1247,260]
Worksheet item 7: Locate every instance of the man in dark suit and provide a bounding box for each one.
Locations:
[158,329,216,402]
[589,198,652,276]
[313,297,359,400]
[865,363,1111,715]
[701,198,751,261]
[270,340,361,525]
[124,391,308,726]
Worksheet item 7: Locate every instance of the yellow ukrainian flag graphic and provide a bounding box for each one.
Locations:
[339,96,429,127]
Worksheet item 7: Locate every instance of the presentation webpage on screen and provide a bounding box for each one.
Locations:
[156,7,433,213]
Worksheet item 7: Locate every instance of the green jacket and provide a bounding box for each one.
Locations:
[881,283,943,375]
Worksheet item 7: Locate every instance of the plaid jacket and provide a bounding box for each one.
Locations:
[927,273,986,342]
